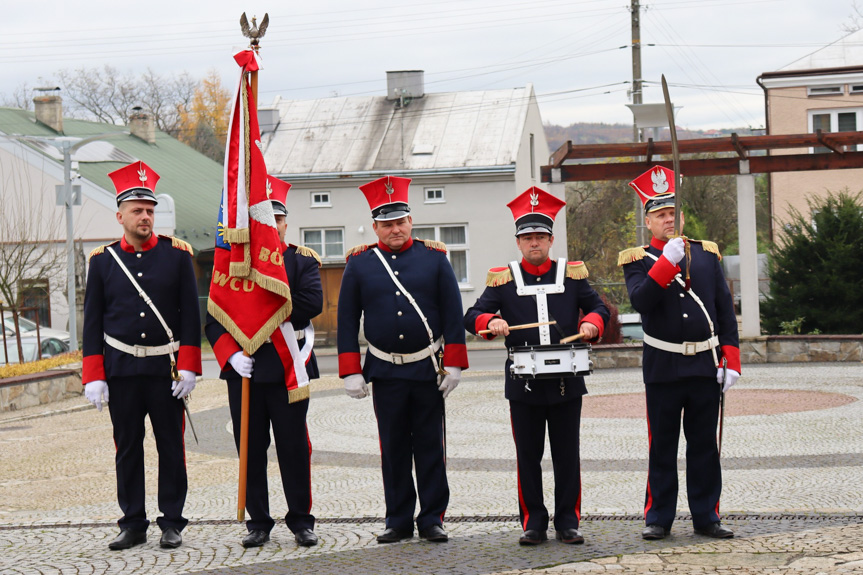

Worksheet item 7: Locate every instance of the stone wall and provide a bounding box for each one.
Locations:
[0,368,82,413]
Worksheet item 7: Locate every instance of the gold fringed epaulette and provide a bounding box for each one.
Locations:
[617,246,648,266]
[88,244,108,260]
[692,239,722,261]
[486,266,513,287]
[294,245,322,267]
[416,238,447,254]
[346,243,375,260]
[163,235,194,256]
[566,261,589,280]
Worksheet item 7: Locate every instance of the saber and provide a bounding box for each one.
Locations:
[183,396,199,445]
[718,357,727,455]
[661,74,691,289]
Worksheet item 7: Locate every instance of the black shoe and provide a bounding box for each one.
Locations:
[555,528,584,544]
[108,529,147,550]
[419,524,448,542]
[159,528,182,549]
[376,527,413,543]
[295,528,318,547]
[242,529,270,548]
[695,522,734,539]
[518,529,548,545]
[642,524,668,540]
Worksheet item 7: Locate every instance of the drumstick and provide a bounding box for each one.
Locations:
[477,320,556,335]
[560,333,585,344]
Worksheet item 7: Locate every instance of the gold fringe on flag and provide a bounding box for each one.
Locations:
[288,386,311,404]
[207,297,292,356]
[229,243,252,279]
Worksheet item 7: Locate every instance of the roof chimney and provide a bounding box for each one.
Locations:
[129,106,156,144]
[33,87,63,133]
[386,70,425,101]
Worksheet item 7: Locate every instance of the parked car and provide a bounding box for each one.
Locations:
[1,335,70,364]
[2,315,70,345]
[619,313,643,341]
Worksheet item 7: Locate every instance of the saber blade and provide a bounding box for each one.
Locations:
[661,75,682,237]
[183,396,199,445]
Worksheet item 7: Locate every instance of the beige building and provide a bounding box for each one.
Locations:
[260,71,555,343]
[759,30,863,238]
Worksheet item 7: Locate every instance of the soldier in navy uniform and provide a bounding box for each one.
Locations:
[205,175,322,548]
[464,187,608,546]
[337,175,468,544]
[618,166,741,541]
[82,161,201,550]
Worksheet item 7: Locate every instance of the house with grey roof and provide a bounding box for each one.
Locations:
[0,93,223,342]
[260,71,557,343]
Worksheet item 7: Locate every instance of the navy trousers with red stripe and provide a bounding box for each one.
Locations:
[108,375,188,533]
[227,378,314,534]
[371,377,448,532]
[644,377,722,530]
[509,397,583,532]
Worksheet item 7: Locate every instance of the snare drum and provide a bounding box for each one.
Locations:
[508,343,593,379]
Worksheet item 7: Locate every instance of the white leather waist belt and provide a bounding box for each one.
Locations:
[643,334,719,356]
[105,334,181,358]
[265,331,305,343]
[367,337,442,365]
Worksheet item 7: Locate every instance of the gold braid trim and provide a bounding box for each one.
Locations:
[486,267,513,287]
[417,238,448,254]
[566,261,589,280]
[228,243,252,278]
[225,227,250,245]
[346,243,375,259]
[295,245,322,267]
[163,235,194,255]
[288,386,311,404]
[617,246,647,266]
[207,297,292,356]
[695,240,722,261]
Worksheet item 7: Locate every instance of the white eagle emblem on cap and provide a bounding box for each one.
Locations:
[385,181,394,196]
[137,168,147,184]
[266,179,272,198]
[529,192,539,211]
[651,167,668,194]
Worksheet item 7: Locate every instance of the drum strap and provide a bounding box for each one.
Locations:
[509,258,566,345]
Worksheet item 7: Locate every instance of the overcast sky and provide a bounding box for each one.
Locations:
[0,0,857,131]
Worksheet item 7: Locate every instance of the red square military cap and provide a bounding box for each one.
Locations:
[629,165,677,214]
[506,186,566,236]
[267,175,292,216]
[108,160,160,206]
[360,175,411,221]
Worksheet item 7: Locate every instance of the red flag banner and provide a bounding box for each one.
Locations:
[208,49,292,355]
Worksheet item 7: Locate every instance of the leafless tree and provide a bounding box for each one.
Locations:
[0,154,68,363]
[841,0,863,33]
[54,66,196,137]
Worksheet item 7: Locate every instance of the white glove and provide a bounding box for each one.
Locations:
[172,370,197,399]
[228,351,254,378]
[717,367,740,392]
[85,380,109,412]
[437,367,461,399]
[662,237,685,266]
[344,374,369,399]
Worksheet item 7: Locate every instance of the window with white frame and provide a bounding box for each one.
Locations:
[810,108,861,152]
[424,187,445,203]
[413,224,469,284]
[310,191,331,207]
[807,85,843,97]
[302,228,344,259]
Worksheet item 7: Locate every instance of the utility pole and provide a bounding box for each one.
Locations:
[61,139,77,352]
[630,0,646,244]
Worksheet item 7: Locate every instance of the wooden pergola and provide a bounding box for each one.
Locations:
[539,130,863,337]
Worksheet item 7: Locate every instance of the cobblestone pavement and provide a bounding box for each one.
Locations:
[1,362,861,574]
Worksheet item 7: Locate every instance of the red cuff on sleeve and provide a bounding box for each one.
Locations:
[475,313,497,340]
[177,344,202,374]
[443,343,469,369]
[338,352,363,378]
[720,345,741,373]
[579,312,605,341]
[82,354,106,384]
[648,255,680,288]
[213,333,242,369]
